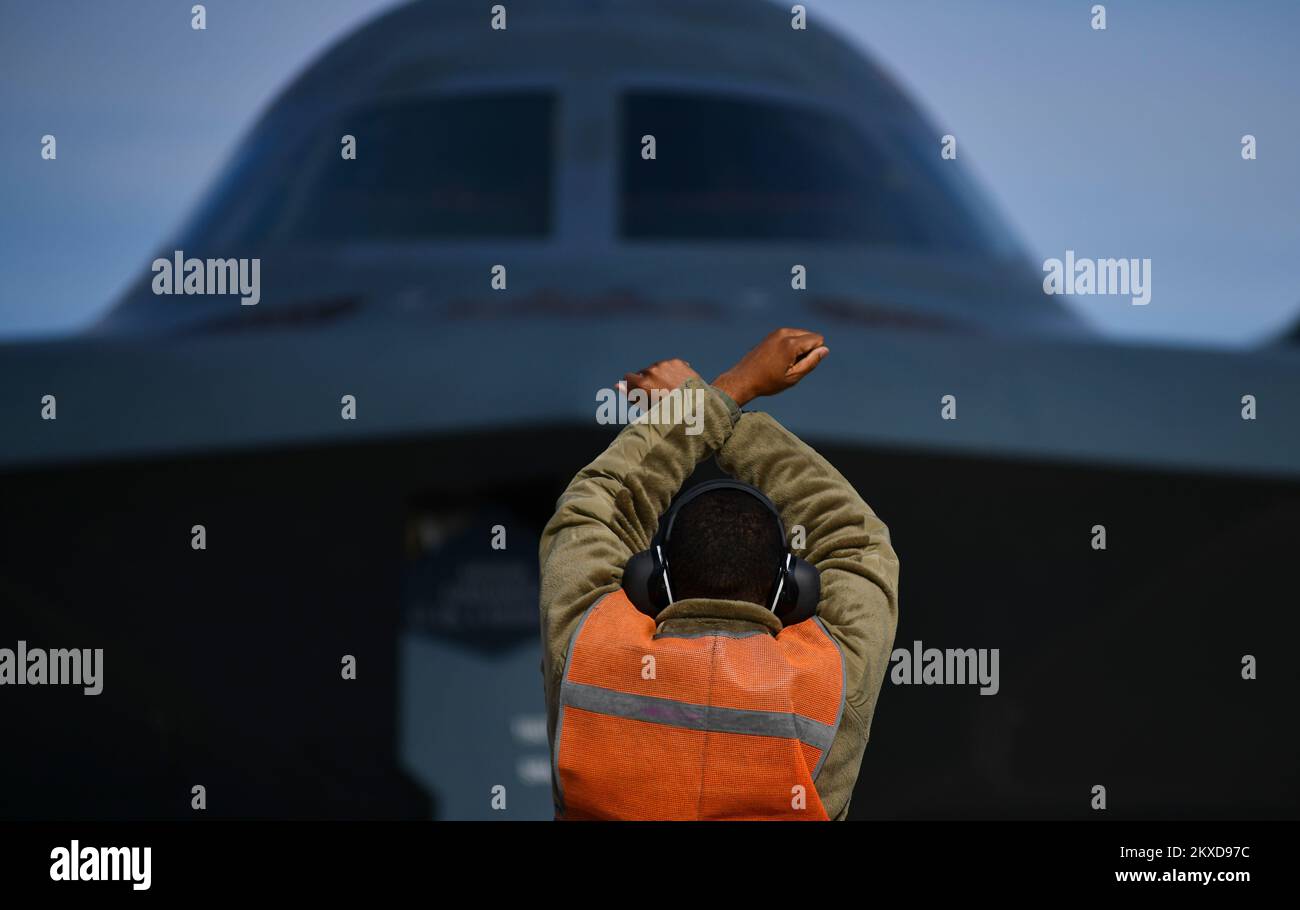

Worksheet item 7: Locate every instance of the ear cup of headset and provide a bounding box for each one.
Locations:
[622,549,660,619]
[773,555,821,626]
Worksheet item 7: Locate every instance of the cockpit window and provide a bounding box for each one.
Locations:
[619,91,997,251]
[272,92,555,241]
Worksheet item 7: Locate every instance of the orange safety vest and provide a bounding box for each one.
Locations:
[553,589,845,820]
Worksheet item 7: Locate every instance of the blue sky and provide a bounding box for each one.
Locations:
[1,0,1297,345]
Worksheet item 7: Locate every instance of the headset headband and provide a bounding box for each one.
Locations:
[658,479,786,546]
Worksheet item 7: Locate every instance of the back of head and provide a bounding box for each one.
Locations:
[664,488,786,607]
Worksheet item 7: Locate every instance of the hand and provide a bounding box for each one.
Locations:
[712,328,829,407]
[619,358,701,398]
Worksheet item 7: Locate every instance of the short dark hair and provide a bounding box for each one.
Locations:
[663,488,786,607]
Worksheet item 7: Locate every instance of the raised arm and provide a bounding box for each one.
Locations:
[715,409,899,735]
[538,366,738,718]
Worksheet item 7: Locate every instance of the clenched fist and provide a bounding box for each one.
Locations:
[619,358,701,398]
[712,328,829,407]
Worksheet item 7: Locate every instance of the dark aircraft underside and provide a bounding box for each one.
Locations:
[2,427,1295,819]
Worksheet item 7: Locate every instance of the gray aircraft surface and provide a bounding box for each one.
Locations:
[2,0,1297,820]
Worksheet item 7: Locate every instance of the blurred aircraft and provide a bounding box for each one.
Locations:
[1,0,1297,821]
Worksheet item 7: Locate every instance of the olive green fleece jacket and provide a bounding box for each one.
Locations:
[538,377,899,820]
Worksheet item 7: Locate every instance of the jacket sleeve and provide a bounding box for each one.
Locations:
[537,379,739,740]
[715,411,899,731]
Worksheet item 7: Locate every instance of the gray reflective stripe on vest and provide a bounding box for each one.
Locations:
[560,680,838,755]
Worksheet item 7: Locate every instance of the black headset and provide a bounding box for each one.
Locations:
[622,479,821,626]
